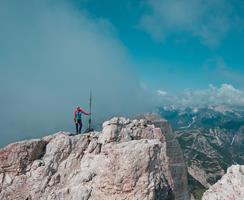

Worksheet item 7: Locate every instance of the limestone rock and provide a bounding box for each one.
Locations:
[202,165,244,200]
[0,117,189,200]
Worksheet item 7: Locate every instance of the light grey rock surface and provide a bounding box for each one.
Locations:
[0,117,189,200]
[202,165,244,200]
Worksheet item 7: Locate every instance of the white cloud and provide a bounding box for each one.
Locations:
[139,0,238,47]
[179,84,244,106]
[157,89,168,96]
[157,83,244,106]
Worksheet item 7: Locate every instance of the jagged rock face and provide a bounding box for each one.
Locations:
[0,117,189,200]
[202,165,244,200]
[159,105,244,199]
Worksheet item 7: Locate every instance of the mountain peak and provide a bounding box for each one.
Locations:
[0,117,189,200]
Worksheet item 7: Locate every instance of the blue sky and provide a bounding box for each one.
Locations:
[75,0,244,91]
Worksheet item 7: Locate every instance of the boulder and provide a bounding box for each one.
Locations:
[202,165,244,200]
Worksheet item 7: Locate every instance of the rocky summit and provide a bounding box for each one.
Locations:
[202,165,244,200]
[0,117,189,200]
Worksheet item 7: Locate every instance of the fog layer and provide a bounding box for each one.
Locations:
[0,1,152,147]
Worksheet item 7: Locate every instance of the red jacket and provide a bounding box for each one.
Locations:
[74,108,89,123]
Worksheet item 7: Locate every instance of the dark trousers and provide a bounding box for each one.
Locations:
[75,119,82,134]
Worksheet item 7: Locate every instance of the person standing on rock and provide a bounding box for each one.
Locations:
[74,106,90,134]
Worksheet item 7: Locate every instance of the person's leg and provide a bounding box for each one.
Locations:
[79,121,82,133]
[75,123,78,134]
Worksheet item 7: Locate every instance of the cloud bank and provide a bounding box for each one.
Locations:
[0,0,152,146]
[157,84,244,106]
[139,0,240,46]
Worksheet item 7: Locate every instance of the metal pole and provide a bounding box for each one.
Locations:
[88,91,92,131]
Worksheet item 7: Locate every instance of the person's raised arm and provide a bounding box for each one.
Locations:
[80,108,90,115]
